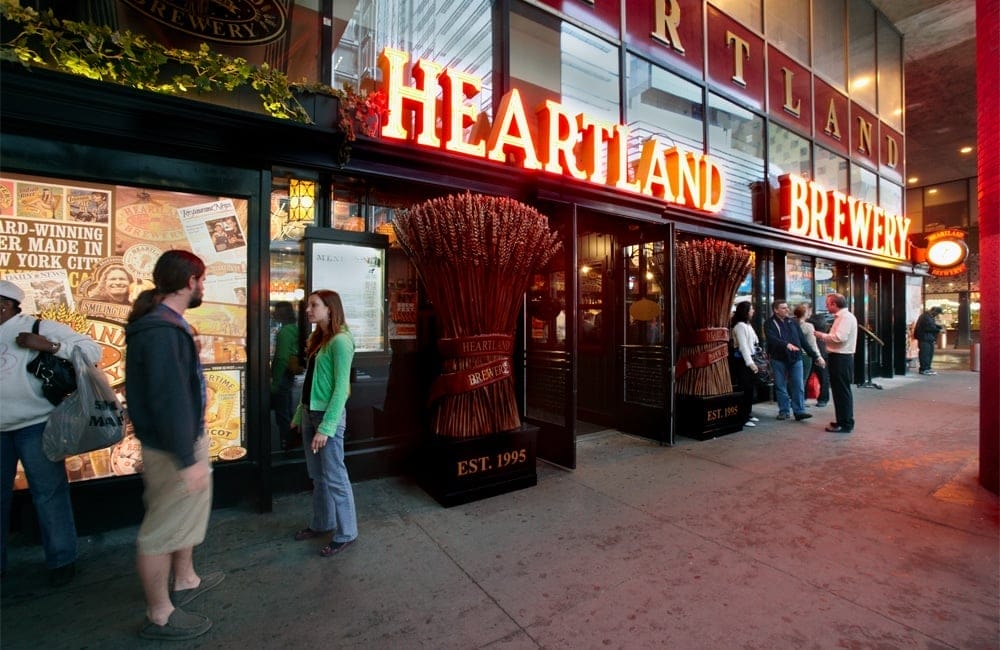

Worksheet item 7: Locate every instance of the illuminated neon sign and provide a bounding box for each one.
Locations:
[924,229,968,276]
[377,48,725,213]
[777,174,912,260]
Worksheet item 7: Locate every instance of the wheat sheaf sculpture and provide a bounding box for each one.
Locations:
[394,192,562,438]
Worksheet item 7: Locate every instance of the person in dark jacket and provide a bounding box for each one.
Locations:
[763,300,812,422]
[914,306,943,375]
[125,250,222,641]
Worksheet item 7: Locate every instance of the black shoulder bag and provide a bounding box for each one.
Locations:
[25,319,78,406]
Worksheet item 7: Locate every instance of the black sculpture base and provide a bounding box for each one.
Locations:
[420,424,538,507]
[675,392,745,441]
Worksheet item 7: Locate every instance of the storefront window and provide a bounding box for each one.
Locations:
[814,147,849,192]
[765,0,809,64]
[880,178,902,216]
[624,242,666,346]
[332,186,364,231]
[922,294,959,338]
[268,175,308,454]
[877,17,903,131]
[768,123,811,179]
[271,176,316,242]
[786,253,813,307]
[525,214,569,427]
[708,93,765,223]
[923,180,969,230]
[850,164,878,205]
[331,0,493,111]
[510,6,620,127]
[814,0,847,90]
[2,173,250,487]
[625,55,704,162]
[814,258,836,310]
[848,0,877,111]
[734,268,754,306]
[710,0,762,31]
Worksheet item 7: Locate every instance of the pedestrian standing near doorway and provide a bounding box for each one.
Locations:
[764,300,812,422]
[729,302,761,428]
[794,303,826,404]
[914,306,943,375]
[126,251,223,641]
[816,293,858,433]
[806,305,831,407]
[291,290,358,557]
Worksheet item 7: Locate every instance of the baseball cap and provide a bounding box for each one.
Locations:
[0,280,25,304]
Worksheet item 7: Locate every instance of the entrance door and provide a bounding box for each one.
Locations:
[565,210,675,444]
[576,214,618,430]
[523,203,576,468]
[617,224,675,444]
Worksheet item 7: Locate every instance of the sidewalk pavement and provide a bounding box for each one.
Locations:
[2,368,997,649]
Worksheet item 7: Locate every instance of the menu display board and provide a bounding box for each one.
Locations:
[309,241,386,353]
[1,174,250,488]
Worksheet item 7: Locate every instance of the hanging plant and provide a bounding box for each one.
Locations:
[290,80,389,139]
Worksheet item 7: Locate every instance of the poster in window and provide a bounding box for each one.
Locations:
[310,242,385,352]
[1,174,253,488]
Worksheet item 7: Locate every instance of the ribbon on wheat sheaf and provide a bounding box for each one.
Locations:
[675,327,730,379]
[429,334,514,403]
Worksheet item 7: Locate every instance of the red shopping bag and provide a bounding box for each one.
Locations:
[806,370,820,400]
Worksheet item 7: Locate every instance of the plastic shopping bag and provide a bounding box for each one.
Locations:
[43,346,125,462]
[806,370,820,400]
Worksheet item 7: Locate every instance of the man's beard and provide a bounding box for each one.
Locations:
[188,290,203,309]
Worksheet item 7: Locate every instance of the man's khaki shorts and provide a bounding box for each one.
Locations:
[136,435,212,556]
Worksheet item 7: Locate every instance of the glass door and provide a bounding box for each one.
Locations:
[618,223,675,444]
[523,203,575,468]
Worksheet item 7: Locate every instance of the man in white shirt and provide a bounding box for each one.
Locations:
[815,293,858,433]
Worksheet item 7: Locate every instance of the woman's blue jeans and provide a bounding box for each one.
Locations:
[1,422,78,571]
[301,410,357,543]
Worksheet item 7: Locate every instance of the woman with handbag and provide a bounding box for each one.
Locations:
[729,301,761,429]
[0,280,101,586]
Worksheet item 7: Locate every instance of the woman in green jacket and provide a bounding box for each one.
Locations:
[291,290,357,556]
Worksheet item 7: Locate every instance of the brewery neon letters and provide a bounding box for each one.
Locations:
[378,48,725,213]
[778,174,911,260]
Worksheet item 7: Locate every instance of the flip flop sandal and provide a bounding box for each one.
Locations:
[294,527,325,541]
[319,539,355,557]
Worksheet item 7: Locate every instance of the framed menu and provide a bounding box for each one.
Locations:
[306,229,388,353]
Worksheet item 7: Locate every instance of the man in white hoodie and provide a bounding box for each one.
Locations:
[0,279,101,586]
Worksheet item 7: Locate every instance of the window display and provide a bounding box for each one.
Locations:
[1,173,249,488]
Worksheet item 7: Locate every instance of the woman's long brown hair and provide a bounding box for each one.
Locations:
[305,289,349,357]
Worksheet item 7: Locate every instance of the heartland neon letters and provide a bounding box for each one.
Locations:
[778,174,911,260]
[378,47,725,213]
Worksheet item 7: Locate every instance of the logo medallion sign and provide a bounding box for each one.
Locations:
[121,0,287,45]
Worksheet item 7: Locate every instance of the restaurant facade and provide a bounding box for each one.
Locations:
[1,0,924,529]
